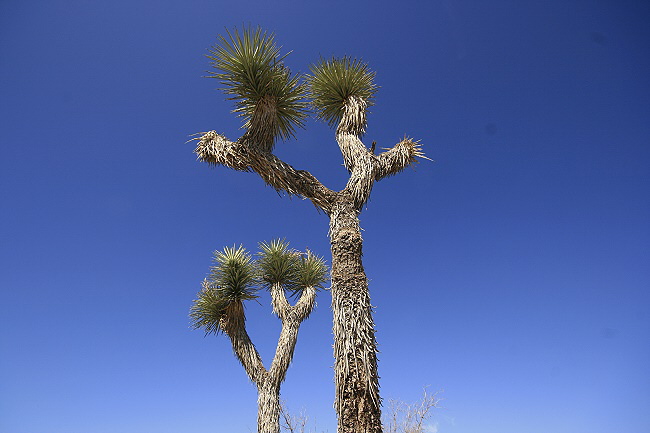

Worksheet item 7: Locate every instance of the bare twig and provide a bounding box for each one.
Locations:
[384,388,442,433]
[280,401,309,433]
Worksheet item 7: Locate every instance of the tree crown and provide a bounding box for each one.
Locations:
[207,26,379,142]
[190,240,327,335]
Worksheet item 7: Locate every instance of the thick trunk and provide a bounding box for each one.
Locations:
[257,380,281,433]
[195,127,425,433]
[329,195,382,433]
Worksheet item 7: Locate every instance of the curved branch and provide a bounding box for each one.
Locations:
[337,135,428,209]
[221,301,268,385]
[375,137,429,181]
[334,100,428,210]
[270,282,291,319]
[194,131,336,212]
[336,130,370,173]
[291,285,317,322]
[336,128,377,209]
[269,284,317,386]
[270,283,317,324]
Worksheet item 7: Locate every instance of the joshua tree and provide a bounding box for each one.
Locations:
[190,240,328,433]
[193,27,427,433]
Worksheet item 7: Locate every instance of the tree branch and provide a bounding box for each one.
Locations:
[269,284,317,386]
[194,131,336,212]
[336,131,372,173]
[374,137,428,181]
[222,301,268,385]
[336,133,428,210]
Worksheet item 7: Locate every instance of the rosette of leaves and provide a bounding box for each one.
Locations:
[306,56,378,134]
[257,239,327,296]
[257,238,300,292]
[190,245,257,335]
[294,250,328,294]
[207,26,308,150]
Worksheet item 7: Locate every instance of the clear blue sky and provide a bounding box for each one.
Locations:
[1,1,648,432]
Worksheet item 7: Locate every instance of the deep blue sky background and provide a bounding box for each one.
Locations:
[1,1,649,432]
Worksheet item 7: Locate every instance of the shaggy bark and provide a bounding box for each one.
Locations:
[195,131,336,212]
[270,284,316,387]
[219,284,317,433]
[221,302,267,385]
[329,196,381,433]
[257,380,282,433]
[195,129,422,433]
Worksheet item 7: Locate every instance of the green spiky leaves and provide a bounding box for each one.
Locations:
[258,239,300,290]
[190,245,257,335]
[306,57,378,133]
[295,251,328,291]
[189,280,232,335]
[207,27,380,140]
[258,239,328,296]
[209,245,258,302]
[207,27,308,149]
[190,241,328,335]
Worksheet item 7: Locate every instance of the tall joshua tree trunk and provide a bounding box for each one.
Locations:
[194,28,427,433]
[326,98,402,432]
[330,197,381,432]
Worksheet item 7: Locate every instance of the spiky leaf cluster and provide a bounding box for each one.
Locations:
[257,239,300,290]
[190,280,231,335]
[209,245,258,302]
[306,57,378,129]
[258,240,328,296]
[190,245,258,335]
[294,251,328,292]
[207,27,308,146]
[191,241,328,334]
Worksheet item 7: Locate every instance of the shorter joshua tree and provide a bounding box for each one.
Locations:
[190,239,328,433]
